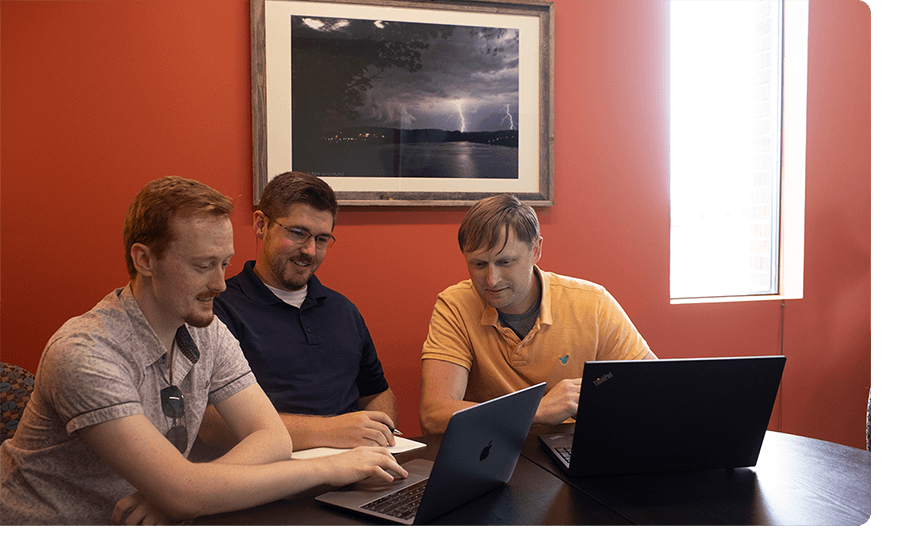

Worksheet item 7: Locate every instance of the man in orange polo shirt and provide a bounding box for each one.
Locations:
[419,194,656,435]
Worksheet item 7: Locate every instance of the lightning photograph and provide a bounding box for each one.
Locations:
[289,14,520,179]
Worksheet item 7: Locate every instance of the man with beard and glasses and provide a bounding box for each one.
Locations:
[199,172,399,453]
[0,177,406,525]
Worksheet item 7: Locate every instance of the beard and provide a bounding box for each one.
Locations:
[185,310,215,328]
[185,292,218,328]
[270,254,319,291]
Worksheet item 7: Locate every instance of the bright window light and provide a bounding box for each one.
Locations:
[670,0,806,302]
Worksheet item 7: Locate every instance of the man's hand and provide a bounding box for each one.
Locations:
[317,411,397,448]
[534,378,582,425]
[320,446,409,487]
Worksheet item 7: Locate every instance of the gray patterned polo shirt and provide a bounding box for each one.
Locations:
[0,285,255,524]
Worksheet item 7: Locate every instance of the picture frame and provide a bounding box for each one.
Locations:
[251,0,554,207]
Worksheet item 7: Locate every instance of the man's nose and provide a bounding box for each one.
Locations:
[300,238,318,257]
[486,264,501,286]
[210,266,227,293]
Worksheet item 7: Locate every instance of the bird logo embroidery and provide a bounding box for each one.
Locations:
[558,355,569,364]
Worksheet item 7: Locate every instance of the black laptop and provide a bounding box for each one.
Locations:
[316,382,545,524]
[538,356,785,476]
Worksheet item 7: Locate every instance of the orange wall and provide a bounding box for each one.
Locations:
[0,0,871,447]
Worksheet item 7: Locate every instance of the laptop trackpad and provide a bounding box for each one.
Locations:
[349,459,434,492]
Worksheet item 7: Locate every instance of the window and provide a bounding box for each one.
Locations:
[669,0,807,303]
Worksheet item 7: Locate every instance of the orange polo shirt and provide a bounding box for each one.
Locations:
[422,267,652,402]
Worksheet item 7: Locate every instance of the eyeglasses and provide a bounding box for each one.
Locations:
[160,384,188,453]
[264,213,336,250]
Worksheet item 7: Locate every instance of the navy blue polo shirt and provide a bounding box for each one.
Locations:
[213,261,389,415]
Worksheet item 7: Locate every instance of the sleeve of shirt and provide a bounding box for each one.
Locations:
[595,288,652,361]
[206,317,257,406]
[41,333,144,436]
[353,309,390,398]
[421,291,475,371]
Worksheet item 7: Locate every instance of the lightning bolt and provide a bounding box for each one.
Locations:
[501,104,517,130]
[453,100,467,132]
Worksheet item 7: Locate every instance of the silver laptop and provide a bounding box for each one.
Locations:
[316,382,545,524]
[538,356,785,476]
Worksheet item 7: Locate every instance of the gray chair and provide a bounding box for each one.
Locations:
[1,362,35,443]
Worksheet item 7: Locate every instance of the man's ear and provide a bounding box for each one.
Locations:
[533,236,543,265]
[252,210,267,240]
[130,243,154,277]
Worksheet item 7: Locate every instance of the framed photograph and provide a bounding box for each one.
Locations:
[251,0,554,206]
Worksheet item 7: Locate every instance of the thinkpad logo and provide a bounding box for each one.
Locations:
[593,372,613,386]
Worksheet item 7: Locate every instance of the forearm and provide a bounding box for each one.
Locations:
[212,420,292,465]
[419,397,477,435]
[88,414,314,521]
[201,403,334,453]
[154,456,345,520]
[281,413,348,451]
[153,442,407,520]
[286,406,404,450]
[156,427,295,516]
[132,448,363,524]
[198,405,240,451]
[198,405,292,465]
[359,389,398,423]
[419,359,474,435]
[100,387,406,523]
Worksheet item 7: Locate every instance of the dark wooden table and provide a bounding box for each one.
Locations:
[195,428,869,526]
[521,425,871,525]
[194,434,629,525]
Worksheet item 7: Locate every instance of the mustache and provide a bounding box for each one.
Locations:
[291,255,315,266]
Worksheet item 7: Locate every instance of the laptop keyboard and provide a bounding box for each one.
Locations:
[555,446,573,464]
[361,479,428,520]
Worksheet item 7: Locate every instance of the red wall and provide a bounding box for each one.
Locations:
[0,0,871,447]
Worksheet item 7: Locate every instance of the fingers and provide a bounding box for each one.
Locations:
[123,503,150,525]
[346,446,409,484]
[353,411,396,447]
[113,492,172,525]
[535,378,581,425]
[565,380,580,416]
[112,491,140,524]
[364,423,395,447]
[373,455,408,482]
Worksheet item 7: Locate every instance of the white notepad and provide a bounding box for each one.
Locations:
[291,436,426,460]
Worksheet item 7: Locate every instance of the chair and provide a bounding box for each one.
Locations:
[866,389,871,451]
[1,362,35,443]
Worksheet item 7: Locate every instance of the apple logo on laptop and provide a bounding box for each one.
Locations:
[480,440,492,461]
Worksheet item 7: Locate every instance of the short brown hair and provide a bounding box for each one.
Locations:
[257,171,338,226]
[123,176,234,278]
[458,194,540,253]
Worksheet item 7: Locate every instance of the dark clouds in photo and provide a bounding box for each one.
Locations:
[293,16,519,133]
